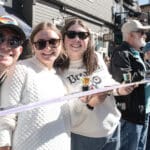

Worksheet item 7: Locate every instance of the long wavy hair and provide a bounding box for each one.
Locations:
[54,17,98,75]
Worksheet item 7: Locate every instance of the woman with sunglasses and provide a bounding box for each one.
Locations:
[54,18,135,150]
[0,22,71,150]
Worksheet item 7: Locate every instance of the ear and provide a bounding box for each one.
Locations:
[18,46,23,55]
[130,32,138,38]
[129,32,134,38]
[31,44,35,55]
[14,46,23,61]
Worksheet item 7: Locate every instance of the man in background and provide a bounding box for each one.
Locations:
[110,19,150,150]
[143,42,150,69]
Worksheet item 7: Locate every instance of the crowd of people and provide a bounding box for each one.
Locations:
[0,15,149,150]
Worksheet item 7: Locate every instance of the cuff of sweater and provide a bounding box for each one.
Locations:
[74,99,94,113]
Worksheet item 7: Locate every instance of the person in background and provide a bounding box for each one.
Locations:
[143,42,150,150]
[0,15,25,85]
[0,22,70,150]
[110,19,150,150]
[143,42,150,69]
[54,17,135,150]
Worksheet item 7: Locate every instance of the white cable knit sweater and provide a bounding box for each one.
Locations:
[0,57,70,150]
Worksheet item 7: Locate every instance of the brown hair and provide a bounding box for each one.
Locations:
[54,17,98,75]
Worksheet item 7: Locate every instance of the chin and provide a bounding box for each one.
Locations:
[0,63,12,68]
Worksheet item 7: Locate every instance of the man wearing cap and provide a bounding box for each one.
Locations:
[0,15,25,150]
[110,19,150,150]
[0,15,25,86]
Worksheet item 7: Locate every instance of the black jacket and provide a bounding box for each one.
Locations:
[110,41,146,124]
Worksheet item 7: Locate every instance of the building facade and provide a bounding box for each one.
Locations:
[0,0,141,56]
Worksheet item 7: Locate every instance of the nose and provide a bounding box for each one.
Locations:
[73,35,80,40]
[45,42,52,50]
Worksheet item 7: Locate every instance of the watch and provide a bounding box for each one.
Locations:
[86,104,94,110]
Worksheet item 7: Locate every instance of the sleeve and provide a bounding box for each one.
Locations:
[110,50,132,82]
[0,63,26,147]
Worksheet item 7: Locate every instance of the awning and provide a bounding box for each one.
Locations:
[0,5,32,38]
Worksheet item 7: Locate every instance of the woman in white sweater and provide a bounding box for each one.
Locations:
[54,18,135,150]
[0,22,70,150]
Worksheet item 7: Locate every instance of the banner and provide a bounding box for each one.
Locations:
[0,80,149,116]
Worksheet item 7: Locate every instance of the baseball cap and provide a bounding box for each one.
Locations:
[143,42,150,53]
[121,19,150,33]
[0,15,26,41]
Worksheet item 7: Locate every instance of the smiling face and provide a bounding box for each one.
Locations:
[64,23,90,61]
[0,28,22,69]
[32,28,62,69]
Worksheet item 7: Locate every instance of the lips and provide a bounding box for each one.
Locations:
[41,51,57,59]
[71,44,81,48]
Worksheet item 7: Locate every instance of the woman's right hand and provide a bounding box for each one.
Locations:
[80,92,108,107]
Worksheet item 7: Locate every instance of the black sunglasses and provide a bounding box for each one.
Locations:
[133,30,146,35]
[65,31,90,40]
[33,38,61,50]
[0,33,22,49]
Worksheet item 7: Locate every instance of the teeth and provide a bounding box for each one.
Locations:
[43,53,52,55]
[43,51,54,55]
[71,44,81,48]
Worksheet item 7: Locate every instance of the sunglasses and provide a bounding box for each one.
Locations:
[33,38,61,50]
[65,31,89,40]
[133,30,146,35]
[0,33,22,49]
